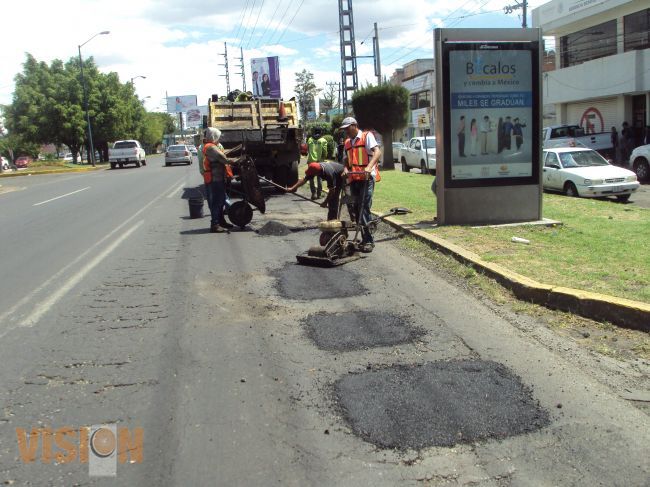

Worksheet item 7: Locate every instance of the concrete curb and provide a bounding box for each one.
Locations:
[0,166,106,178]
[377,213,650,332]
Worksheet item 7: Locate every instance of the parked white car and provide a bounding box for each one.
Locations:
[400,136,436,174]
[629,144,650,182]
[1,156,9,171]
[543,147,639,201]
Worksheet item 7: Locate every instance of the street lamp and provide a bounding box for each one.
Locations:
[130,75,146,86]
[78,30,109,167]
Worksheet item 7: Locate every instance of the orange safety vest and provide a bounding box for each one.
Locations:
[344,131,380,182]
[202,142,232,184]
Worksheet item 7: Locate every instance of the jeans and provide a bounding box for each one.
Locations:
[347,178,374,244]
[207,180,226,226]
[327,186,341,220]
[309,175,322,196]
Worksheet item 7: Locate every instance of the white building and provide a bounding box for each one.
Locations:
[390,59,435,141]
[532,0,650,144]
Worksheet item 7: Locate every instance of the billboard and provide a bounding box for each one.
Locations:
[250,57,281,98]
[185,106,208,128]
[166,95,198,113]
[443,42,539,186]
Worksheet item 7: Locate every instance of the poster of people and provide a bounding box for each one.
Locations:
[250,57,281,98]
[166,95,198,113]
[449,48,533,180]
[185,106,208,128]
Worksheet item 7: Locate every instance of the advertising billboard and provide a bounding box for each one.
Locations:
[442,41,540,187]
[250,57,281,98]
[185,106,208,128]
[166,95,198,113]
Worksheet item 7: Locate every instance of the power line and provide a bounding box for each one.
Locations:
[275,0,306,45]
[266,1,294,46]
[238,0,257,48]
[232,0,251,46]
[245,0,266,49]
[255,0,284,48]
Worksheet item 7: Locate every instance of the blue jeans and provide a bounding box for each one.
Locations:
[348,178,374,244]
[207,180,226,226]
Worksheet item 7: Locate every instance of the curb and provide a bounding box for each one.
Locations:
[377,213,650,332]
[0,166,106,178]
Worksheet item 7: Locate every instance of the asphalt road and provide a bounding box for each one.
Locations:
[0,155,648,486]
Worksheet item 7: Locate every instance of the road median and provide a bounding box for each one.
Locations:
[0,165,105,178]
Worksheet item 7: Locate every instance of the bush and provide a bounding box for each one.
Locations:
[323,135,336,159]
[305,122,331,137]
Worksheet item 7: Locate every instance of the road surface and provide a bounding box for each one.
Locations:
[0,155,648,486]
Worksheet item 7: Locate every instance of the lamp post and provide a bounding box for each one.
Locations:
[130,75,146,86]
[78,30,109,166]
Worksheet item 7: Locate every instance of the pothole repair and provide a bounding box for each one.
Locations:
[257,221,292,236]
[304,311,426,351]
[334,360,549,450]
[272,263,368,300]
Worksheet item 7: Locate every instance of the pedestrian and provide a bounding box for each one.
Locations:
[202,127,239,233]
[286,161,345,220]
[306,128,328,199]
[457,115,466,157]
[502,116,514,151]
[469,118,478,156]
[480,115,491,155]
[340,116,382,253]
[621,122,631,162]
[610,126,619,164]
[513,118,526,151]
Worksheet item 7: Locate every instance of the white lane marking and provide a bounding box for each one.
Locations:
[20,220,144,327]
[0,176,185,332]
[33,187,90,206]
[166,182,186,199]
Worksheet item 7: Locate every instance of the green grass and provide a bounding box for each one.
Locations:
[373,169,650,303]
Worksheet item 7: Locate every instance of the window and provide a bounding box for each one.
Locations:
[544,152,560,167]
[560,20,617,67]
[409,94,418,110]
[415,141,421,150]
[410,139,417,149]
[417,91,430,108]
[625,8,650,52]
[114,141,137,149]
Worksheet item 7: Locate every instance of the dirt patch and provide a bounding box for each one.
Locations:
[257,221,292,236]
[272,262,368,300]
[303,311,426,351]
[334,360,549,450]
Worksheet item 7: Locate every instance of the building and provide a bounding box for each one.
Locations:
[533,0,650,145]
[390,59,435,141]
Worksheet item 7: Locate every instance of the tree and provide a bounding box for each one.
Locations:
[351,84,409,170]
[319,82,338,115]
[294,69,321,126]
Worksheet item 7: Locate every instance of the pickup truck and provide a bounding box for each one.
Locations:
[399,136,436,174]
[109,140,146,169]
[542,125,613,159]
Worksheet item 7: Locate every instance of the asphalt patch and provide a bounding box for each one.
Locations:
[272,262,368,300]
[257,220,292,236]
[304,311,425,351]
[334,360,549,450]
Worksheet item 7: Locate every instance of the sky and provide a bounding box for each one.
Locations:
[0,0,549,114]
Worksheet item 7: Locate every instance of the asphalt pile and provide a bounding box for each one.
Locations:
[334,360,549,449]
[257,221,292,236]
[304,311,425,351]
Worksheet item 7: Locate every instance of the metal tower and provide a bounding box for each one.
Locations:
[338,0,358,114]
[219,42,231,95]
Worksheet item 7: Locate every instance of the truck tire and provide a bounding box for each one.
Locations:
[135,160,141,168]
[420,160,427,175]
[288,160,299,186]
[119,163,124,169]
[401,157,409,172]
[110,162,116,169]
[273,165,289,190]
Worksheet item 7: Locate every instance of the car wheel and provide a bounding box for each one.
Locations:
[110,162,116,169]
[564,181,579,197]
[135,160,141,168]
[420,160,427,175]
[633,157,649,182]
[616,194,630,202]
[119,163,124,169]
[165,162,171,167]
[401,157,409,172]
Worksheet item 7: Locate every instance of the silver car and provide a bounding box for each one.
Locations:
[165,145,193,166]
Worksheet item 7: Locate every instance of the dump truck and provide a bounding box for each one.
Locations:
[205,97,302,187]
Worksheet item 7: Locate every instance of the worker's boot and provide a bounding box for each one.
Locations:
[219,217,233,229]
[210,224,226,233]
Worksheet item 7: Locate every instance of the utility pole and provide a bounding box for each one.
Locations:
[238,47,246,92]
[219,42,231,95]
[374,22,381,85]
[504,0,528,28]
[338,0,358,113]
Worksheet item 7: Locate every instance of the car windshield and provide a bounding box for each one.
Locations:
[114,141,137,149]
[559,151,608,168]
[169,145,186,151]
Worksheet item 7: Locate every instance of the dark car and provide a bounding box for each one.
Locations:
[15,156,33,168]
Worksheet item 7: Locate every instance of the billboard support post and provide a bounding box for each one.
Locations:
[434,28,542,225]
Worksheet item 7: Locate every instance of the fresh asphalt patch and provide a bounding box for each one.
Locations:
[256,220,292,236]
[334,360,549,450]
[272,262,368,300]
[303,311,426,351]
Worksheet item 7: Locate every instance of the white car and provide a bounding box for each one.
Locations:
[1,156,9,171]
[165,145,193,166]
[543,147,639,202]
[629,144,650,182]
[400,136,436,174]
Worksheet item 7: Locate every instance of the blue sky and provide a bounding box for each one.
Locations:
[0,0,547,114]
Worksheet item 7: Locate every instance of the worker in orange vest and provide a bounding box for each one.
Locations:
[340,117,382,253]
[202,127,238,233]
